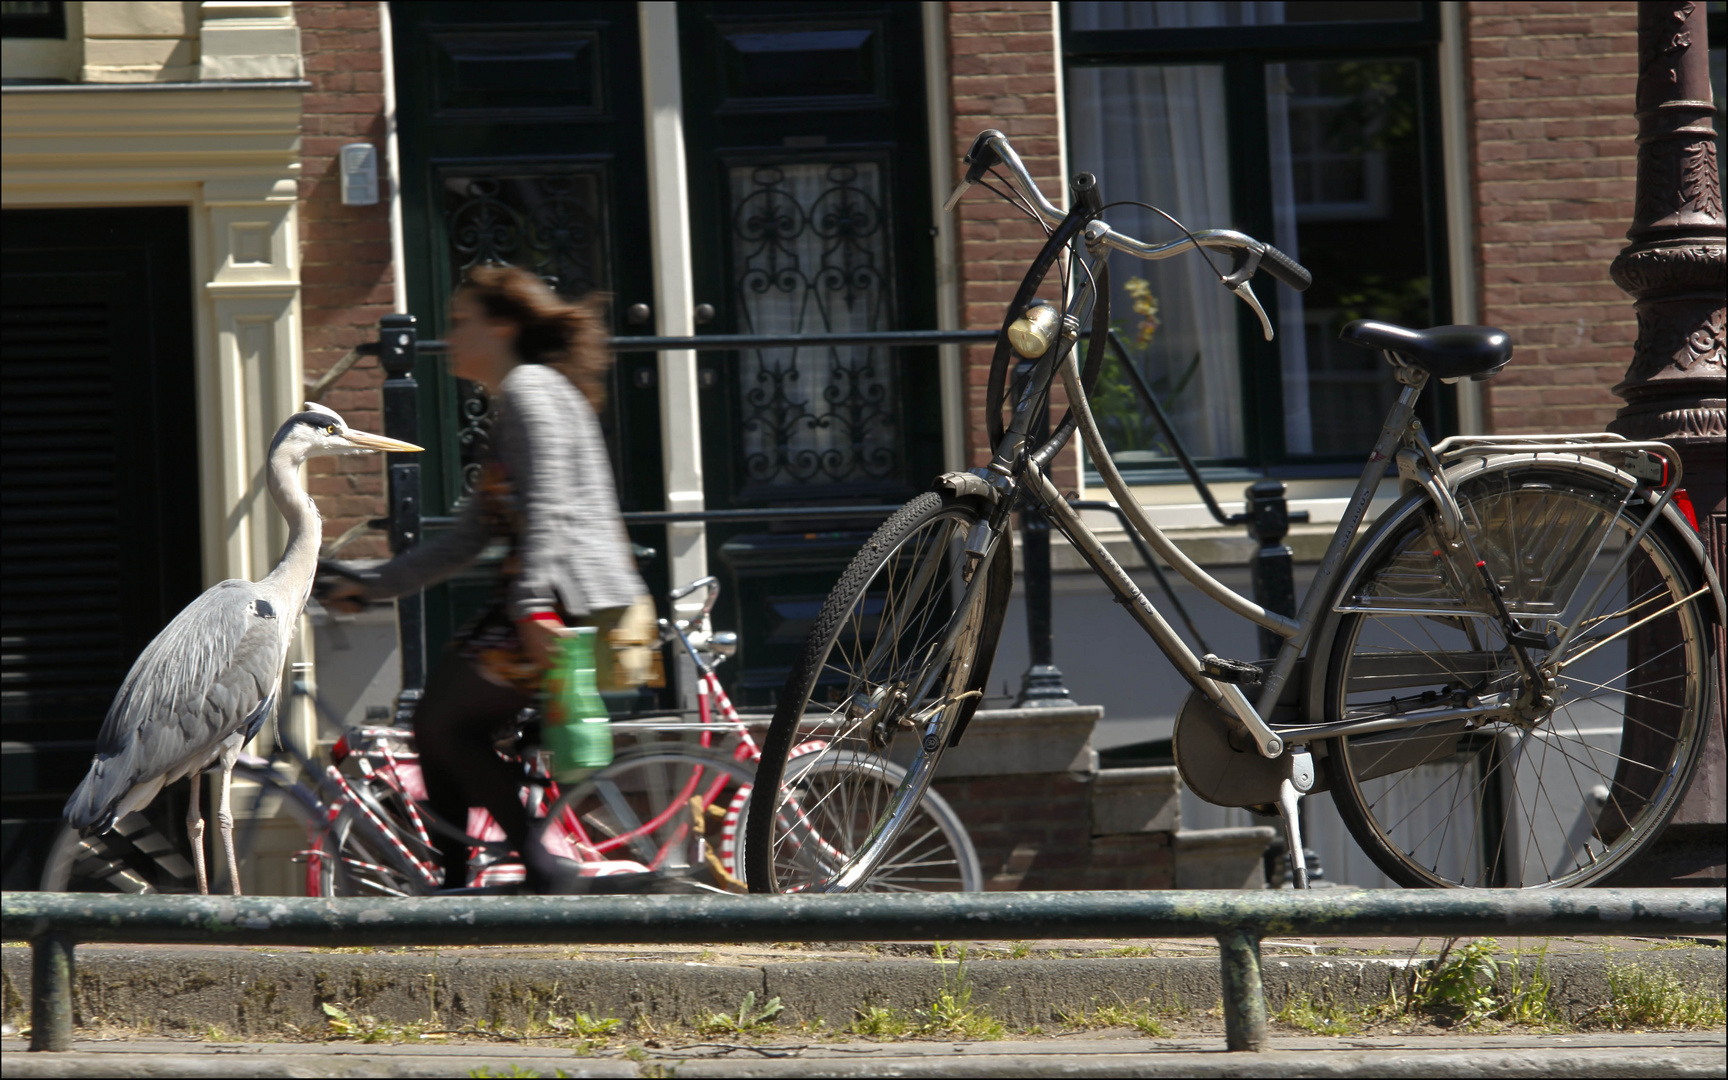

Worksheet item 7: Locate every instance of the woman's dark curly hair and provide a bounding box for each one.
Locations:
[457,264,613,408]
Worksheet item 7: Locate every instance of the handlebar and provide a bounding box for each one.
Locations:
[946,129,1311,295]
[669,575,721,619]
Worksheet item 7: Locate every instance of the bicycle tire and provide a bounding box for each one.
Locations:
[1318,461,1716,888]
[40,762,329,896]
[541,744,760,881]
[752,747,983,892]
[745,489,1010,893]
[317,773,446,896]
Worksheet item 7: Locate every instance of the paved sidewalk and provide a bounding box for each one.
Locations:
[3,1031,1724,1077]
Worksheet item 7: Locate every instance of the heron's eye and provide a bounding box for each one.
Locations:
[326,424,337,435]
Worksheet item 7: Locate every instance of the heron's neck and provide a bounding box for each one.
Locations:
[261,445,322,609]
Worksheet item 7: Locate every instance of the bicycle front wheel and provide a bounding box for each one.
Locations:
[542,744,760,880]
[1321,461,1715,888]
[317,774,444,896]
[745,489,1009,893]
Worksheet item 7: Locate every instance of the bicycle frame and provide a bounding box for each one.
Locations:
[959,163,1713,762]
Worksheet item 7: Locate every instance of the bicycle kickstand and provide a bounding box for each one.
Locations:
[1275,746,1317,890]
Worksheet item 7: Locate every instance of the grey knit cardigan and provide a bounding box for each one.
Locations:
[357,362,645,620]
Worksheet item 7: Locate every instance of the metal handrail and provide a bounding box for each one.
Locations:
[415,505,909,530]
[8,888,1722,1054]
[391,328,1002,356]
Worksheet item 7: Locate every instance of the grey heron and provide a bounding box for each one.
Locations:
[63,403,422,895]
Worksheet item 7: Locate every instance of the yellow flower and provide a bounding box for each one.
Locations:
[1124,276,1161,349]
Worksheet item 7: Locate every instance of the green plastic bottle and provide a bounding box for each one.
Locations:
[542,626,614,783]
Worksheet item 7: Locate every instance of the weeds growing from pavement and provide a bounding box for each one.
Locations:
[1057,999,1173,1037]
[851,1004,912,1038]
[1583,963,1727,1031]
[918,946,1006,1040]
[1275,993,1360,1036]
[695,991,783,1036]
[848,946,1006,1041]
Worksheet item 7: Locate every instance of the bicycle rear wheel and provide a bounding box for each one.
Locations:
[745,489,1008,893]
[1321,462,1715,888]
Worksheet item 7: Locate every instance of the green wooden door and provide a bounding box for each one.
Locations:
[391,2,667,656]
[677,1,940,705]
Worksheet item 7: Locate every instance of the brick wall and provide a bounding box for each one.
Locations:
[1467,1,1640,434]
[933,773,1174,891]
[945,2,1081,488]
[297,1,394,558]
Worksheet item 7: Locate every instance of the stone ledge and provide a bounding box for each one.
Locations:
[1045,524,1339,572]
[1173,826,1277,890]
[1091,765,1179,835]
[895,704,1102,779]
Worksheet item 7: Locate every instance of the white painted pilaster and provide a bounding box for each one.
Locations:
[923,2,965,474]
[199,1,303,81]
[1440,0,1484,435]
[639,1,708,605]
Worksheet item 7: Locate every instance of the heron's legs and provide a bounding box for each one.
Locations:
[186,770,209,895]
[217,762,241,896]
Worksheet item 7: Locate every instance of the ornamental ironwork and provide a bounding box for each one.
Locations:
[442,170,609,494]
[729,161,899,489]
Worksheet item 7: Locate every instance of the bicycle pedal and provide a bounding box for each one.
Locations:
[1200,654,1265,687]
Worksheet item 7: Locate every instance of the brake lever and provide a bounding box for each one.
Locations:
[1233,281,1274,342]
[945,128,1010,214]
[942,178,971,214]
[1222,246,1275,341]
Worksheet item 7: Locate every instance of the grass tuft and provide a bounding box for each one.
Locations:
[1056,997,1175,1037]
[1275,993,1359,1036]
[1585,963,1727,1031]
[850,1004,911,1038]
[695,991,783,1036]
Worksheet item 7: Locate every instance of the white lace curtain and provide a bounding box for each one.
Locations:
[1067,1,1312,457]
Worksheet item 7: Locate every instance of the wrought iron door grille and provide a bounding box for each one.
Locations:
[442,167,612,494]
[728,160,901,490]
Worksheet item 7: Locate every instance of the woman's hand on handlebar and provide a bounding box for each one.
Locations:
[320,578,368,616]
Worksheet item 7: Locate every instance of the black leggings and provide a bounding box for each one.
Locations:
[410,648,537,888]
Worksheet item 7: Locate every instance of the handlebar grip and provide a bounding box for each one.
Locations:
[1260,244,1312,292]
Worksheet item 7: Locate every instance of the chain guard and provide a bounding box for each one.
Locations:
[1173,690,1326,808]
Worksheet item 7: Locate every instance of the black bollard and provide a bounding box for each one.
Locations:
[1244,479,1296,662]
[1243,478,1323,886]
[378,314,427,725]
[1016,359,1073,709]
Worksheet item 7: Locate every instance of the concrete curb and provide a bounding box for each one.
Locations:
[2,1035,1725,1078]
[2,945,1722,1037]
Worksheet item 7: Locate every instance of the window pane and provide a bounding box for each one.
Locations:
[1067,64,1243,463]
[1267,58,1429,455]
[1070,1,1420,32]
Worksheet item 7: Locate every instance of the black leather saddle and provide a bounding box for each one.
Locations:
[1339,319,1513,382]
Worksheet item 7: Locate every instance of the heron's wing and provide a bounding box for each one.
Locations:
[94,579,288,773]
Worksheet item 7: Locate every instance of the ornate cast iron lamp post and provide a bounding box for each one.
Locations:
[1607,1,1725,885]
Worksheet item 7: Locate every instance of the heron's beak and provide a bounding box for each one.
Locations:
[341,429,424,453]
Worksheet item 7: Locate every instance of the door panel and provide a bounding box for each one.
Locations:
[391,2,666,654]
[679,2,937,704]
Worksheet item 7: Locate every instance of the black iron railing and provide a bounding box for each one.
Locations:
[353,317,1319,727]
[9,888,1722,1054]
